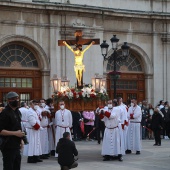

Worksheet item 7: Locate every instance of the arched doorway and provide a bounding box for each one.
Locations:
[0,43,42,105]
[106,50,145,104]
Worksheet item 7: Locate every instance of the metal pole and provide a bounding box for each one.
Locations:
[113,51,117,99]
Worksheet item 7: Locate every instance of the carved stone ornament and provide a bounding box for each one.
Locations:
[119,65,128,72]
[10,61,22,68]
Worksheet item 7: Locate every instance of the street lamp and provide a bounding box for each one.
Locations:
[100,35,130,99]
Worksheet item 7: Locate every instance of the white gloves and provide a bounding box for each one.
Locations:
[40,127,44,131]
[49,122,53,126]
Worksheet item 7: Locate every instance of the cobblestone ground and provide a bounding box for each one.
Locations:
[0,139,170,170]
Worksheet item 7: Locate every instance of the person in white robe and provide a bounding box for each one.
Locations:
[23,100,43,163]
[19,102,29,131]
[126,98,142,154]
[45,98,56,156]
[38,99,50,159]
[55,100,72,157]
[99,100,123,161]
[117,97,128,152]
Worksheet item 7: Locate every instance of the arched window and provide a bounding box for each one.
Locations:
[107,52,143,72]
[0,44,38,68]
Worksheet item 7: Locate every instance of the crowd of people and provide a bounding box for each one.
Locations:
[0,91,170,170]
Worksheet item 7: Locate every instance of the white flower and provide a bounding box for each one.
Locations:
[67,91,73,99]
[87,93,90,98]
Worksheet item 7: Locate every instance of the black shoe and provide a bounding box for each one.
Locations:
[34,156,43,162]
[27,156,37,163]
[103,157,110,161]
[98,140,100,144]
[125,150,131,154]
[51,150,55,156]
[153,143,158,146]
[118,156,123,162]
[136,151,140,155]
[61,166,69,170]
[157,144,161,146]
[110,156,118,160]
[40,155,48,159]
[103,156,110,161]
[45,153,50,157]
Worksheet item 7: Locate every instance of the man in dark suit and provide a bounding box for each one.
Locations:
[71,111,83,141]
[161,102,170,139]
[141,100,149,139]
[56,132,78,170]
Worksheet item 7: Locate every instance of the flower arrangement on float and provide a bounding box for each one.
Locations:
[52,84,108,102]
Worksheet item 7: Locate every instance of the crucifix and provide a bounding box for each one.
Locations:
[58,30,100,88]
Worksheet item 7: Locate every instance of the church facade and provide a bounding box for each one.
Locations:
[0,0,170,105]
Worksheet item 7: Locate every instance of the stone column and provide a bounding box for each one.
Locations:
[145,74,153,104]
[162,33,170,102]
[42,70,50,99]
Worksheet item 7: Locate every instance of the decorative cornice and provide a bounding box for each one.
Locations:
[1,1,170,20]
[60,26,97,39]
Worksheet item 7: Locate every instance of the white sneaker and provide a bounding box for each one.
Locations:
[164,136,169,139]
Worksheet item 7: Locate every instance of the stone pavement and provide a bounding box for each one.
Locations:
[0,139,170,170]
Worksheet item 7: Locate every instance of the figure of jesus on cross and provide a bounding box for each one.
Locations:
[58,30,100,88]
[63,41,95,86]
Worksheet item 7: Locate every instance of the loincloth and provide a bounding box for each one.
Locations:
[74,64,85,72]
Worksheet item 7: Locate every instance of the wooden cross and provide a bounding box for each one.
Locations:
[58,30,100,89]
[58,30,100,46]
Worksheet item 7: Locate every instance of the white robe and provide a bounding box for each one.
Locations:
[23,108,42,156]
[45,105,55,151]
[55,109,72,157]
[117,106,125,155]
[101,107,122,156]
[119,104,128,151]
[38,107,49,155]
[126,105,142,152]
[19,107,29,131]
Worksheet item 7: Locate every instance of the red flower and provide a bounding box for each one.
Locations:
[58,92,62,97]
[90,94,96,98]
[71,88,75,93]
[78,92,82,96]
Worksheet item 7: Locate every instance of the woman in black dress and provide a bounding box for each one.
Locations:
[151,108,163,146]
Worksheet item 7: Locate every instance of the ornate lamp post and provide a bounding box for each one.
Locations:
[51,74,61,93]
[92,73,103,92]
[61,77,70,87]
[100,35,130,99]
[61,77,70,92]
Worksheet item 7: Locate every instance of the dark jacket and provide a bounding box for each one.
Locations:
[94,114,105,129]
[161,108,170,122]
[151,112,162,130]
[141,106,149,126]
[56,138,78,166]
[0,105,22,150]
[71,111,82,126]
